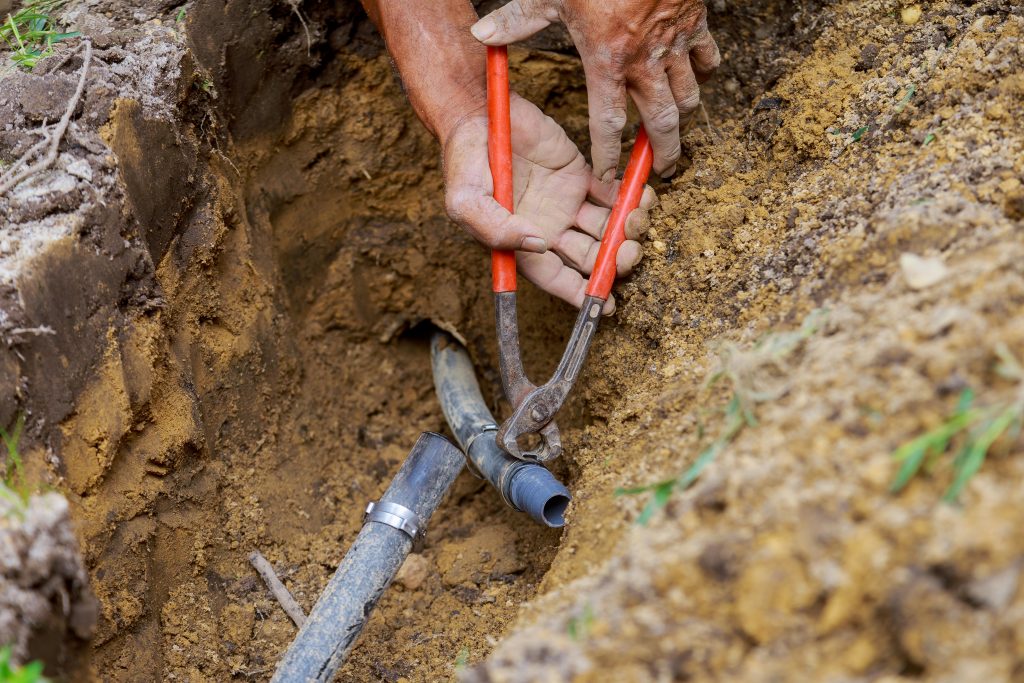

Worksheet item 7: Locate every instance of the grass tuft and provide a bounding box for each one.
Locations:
[1,0,78,69]
[0,646,46,683]
[890,344,1024,502]
[616,310,827,525]
[1,414,32,517]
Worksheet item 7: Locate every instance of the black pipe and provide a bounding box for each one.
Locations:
[271,432,464,682]
[430,332,571,527]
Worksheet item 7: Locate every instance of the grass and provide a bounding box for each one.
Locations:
[1,415,31,517]
[616,310,827,525]
[0,647,46,683]
[1,0,78,69]
[566,604,595,641]
[890,344,1024,502]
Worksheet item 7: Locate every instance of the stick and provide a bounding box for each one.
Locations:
[249,550,307,628]
[0,39,92,196]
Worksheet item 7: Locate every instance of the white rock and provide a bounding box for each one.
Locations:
[900,253,949,289]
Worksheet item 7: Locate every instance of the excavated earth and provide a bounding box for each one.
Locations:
[1,0,1022,681]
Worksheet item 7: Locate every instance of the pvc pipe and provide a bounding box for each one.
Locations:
[430,332,571,527]
[271,432,464,682]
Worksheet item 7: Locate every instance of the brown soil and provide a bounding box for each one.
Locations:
[1,0,1022,682]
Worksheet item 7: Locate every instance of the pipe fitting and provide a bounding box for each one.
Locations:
[431,331,571,527]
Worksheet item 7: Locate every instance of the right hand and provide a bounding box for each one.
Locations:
[442,94,656,313]
[471,0,721,180]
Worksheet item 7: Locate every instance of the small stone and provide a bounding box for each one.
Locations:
[652,240,667,254]
[902,5,922,25]
[856,43,880,71]
[900,253,948,289]
[395,553,430,590]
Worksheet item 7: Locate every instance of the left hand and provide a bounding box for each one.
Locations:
[471,0,720,181]
[443,93,656,312]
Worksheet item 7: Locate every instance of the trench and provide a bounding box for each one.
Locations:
[77,3,600,681]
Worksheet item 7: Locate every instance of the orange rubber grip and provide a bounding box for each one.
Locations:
[487,46,517,293]
[585,127,654,299]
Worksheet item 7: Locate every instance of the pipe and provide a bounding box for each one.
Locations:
[430,331,571,527]
[271,432,464,683]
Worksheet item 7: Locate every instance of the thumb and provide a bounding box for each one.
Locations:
[471,0,554,46]
[445,185,549,253]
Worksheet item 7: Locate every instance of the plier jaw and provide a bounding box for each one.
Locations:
[494,291,563,461]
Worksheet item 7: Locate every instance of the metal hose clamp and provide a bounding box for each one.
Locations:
[462,423,498,478]
[364,501,425,551]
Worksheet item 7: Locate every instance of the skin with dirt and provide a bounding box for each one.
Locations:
[0,0,1022,681]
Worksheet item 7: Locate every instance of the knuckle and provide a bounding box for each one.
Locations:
[594,107,628,135]
[648,103,680,135]
[678,91,701,114]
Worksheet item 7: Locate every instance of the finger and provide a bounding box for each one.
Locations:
[616,240,643,276]
[445,185,548,253]
[554,228,600,275]
[575,202,611,239]
[471,0,554,46]
[667,57,701,123]
[640,185,658,211]
[624,208,651,241]
[602,294,616,316]
[629,70,681,177]
[689,30,721,83]
[517,251,589,308]
[582,58,629,182]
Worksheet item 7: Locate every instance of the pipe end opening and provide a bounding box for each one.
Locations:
[542,494,570,528]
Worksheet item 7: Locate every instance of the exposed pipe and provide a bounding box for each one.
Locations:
[431,331,571,527]
[271,432,464,683]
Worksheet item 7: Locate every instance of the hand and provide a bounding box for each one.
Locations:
[471,0,720,180]
[443,94,656,312]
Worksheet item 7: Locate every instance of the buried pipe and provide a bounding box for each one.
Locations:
[271,432,464,682]
[431,331,571,527]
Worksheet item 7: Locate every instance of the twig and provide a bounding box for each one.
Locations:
[249,550,307,628]
[0,39,92,196]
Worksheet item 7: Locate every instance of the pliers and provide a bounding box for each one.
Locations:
[485,46,654,463]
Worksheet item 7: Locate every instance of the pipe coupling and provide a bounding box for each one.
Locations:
[462,423,498,479]
[363,501,425,551]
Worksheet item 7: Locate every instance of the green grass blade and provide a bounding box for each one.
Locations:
[636,480,675,526]
[944,405,1018,501]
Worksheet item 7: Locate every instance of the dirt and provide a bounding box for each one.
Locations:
[0,0,1022,681]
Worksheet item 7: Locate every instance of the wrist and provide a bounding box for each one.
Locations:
[362,0,488,145]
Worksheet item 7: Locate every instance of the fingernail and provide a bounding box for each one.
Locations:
[632,250,643,267]
[661,165,677,179]
[471,17,496,41]
[521,236,547,253]
[600,169,616,183]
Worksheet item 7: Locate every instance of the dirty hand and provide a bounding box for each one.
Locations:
[471,0,720,180]
[444,94,656,312]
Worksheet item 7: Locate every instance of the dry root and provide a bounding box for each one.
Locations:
[0,40,92,197]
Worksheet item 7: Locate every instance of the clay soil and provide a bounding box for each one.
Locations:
[1,0,1023,682]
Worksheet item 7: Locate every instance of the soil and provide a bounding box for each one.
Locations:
[0,0,1022,682]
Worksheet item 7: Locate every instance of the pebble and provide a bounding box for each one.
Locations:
[901,5,922,25]
[395,553,430,590]
[899,253,948,289]
[652,240,667,254]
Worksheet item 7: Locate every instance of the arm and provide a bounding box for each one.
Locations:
[471,0,721,180]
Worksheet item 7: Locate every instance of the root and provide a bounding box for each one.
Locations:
[0,40,92,197]
[286,0,312,56]
[248,550,307,628]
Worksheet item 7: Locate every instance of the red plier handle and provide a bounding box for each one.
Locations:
[488,46,517,293]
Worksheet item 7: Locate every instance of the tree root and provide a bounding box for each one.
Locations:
[0,40,92,197]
